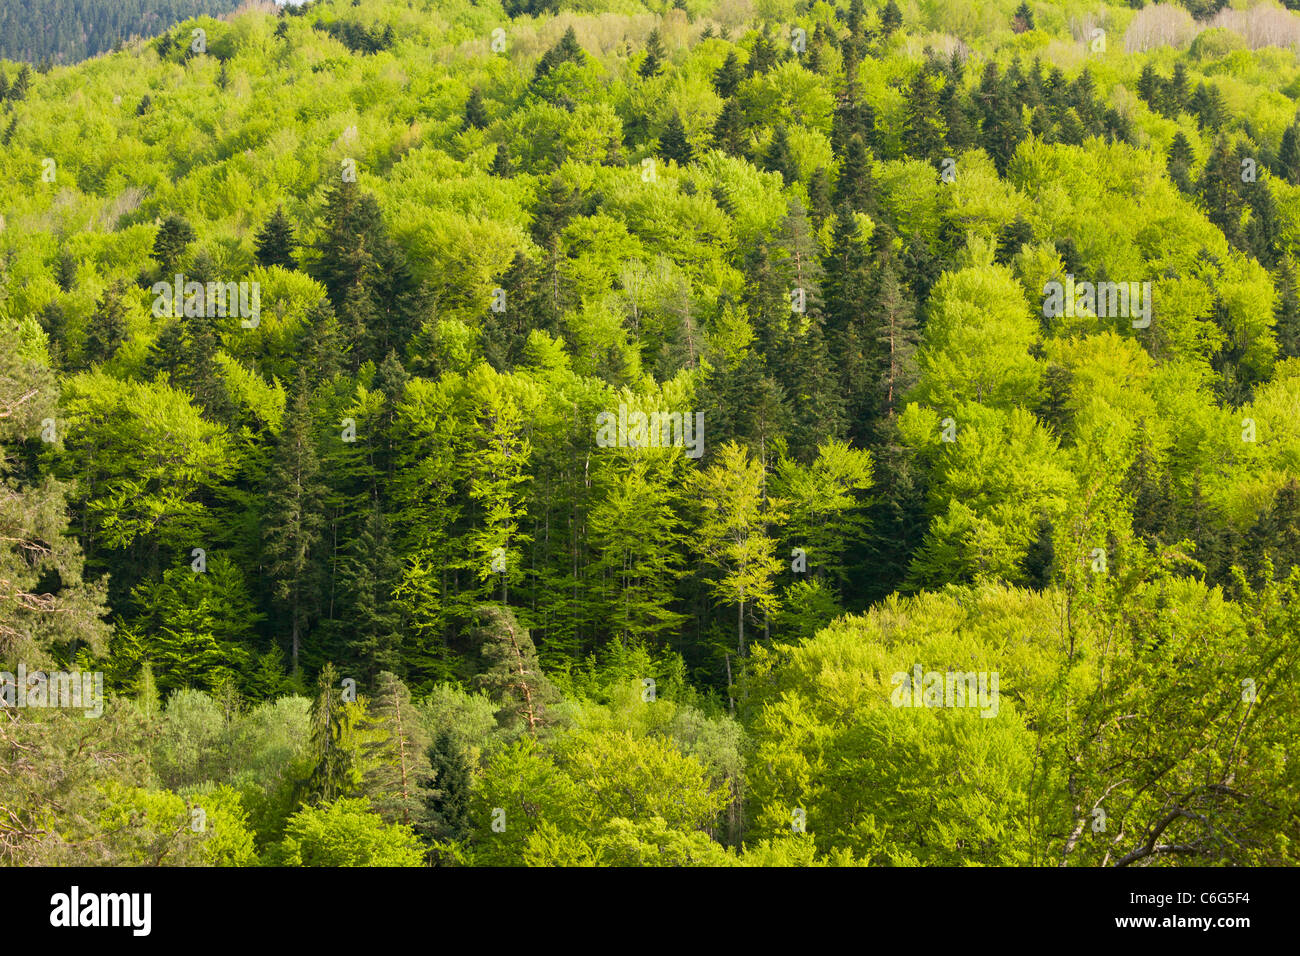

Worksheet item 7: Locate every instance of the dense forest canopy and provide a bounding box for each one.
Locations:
[1,0,1299,867]
[0,0,247,65]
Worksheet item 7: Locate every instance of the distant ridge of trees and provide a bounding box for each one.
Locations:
[0,0,244,64]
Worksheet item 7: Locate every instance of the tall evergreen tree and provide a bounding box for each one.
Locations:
[255,205,298,270]
[903,68,946,165]
[152,214,196,274]
[763,124,797,185]
[639,28,665,78]
[475,604,558,732]
[659,113,693,165]
[1199,136,1246,247]
[264,372,326,676]
[84,279,129,365]
[415,731,472,846]
[305,662,356,802]
[712,98,747,155]
[1277,123,1300,186]
[713,50,742,98]
[464,88,488,129]
[358,671,428,825]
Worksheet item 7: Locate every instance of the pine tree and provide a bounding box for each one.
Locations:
[358,672,429,825]
[474,604,558,732]
[659,113,693,165]
[255,205,298,270]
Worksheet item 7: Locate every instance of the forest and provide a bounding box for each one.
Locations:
[1,0,1299,867]
[0,0,247,65]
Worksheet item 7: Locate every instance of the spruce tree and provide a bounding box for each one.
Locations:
[713,50,742,97]
[264,372,326,676]
[764,124,797,185]
[978,62,1024,174]
[1137,64,1161,111]
[833,134,875,214]
[1167,131,1195,192]
[659,113,693,165]
[903,68,946,164]
[490,143,513,178]
[880,0,903,38]
[866,233,919,428]
[84,279,129,365]
[416,731,472,845]
[299,299,347,386]
[1277,123,1300,185]
[56,250,76,292]
[1275,258,1300,360]
[1012,1,1035,33]
[305,662,356,802]
[152,214,196,274]
[639,28,665,78]
[1199,136,1246,247]
[255,205,298,270]
[712,98,747,155]
[465,88,488,129]
[746,34,777,76]
[11,65,30,101]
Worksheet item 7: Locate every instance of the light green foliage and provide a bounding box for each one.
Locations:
[271,797,425,867]
[3,0,1300,869]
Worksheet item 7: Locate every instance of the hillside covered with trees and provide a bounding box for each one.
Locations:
[2,0,1299,867]
[0,0,247,65]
